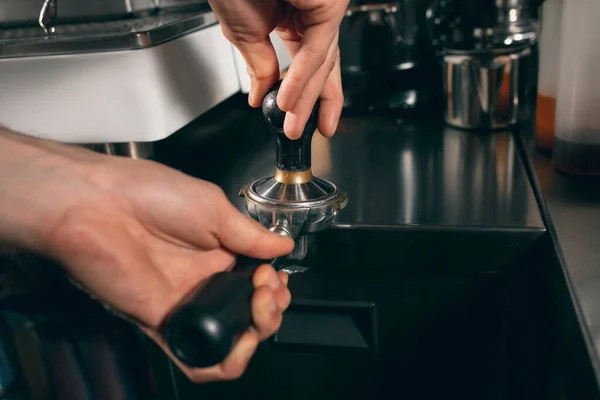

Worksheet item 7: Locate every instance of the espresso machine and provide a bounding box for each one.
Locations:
[0,0,291,157]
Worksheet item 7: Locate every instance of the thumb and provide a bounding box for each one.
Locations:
[217,201,294,259]
[233,38,281,107]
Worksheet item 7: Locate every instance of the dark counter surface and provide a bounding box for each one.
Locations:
[155,97,600,396]
[158,95,545,232]
[155,95,551,400]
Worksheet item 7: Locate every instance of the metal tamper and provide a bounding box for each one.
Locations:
[161,81,347,369]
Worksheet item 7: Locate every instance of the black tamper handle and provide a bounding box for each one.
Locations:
[161,256,283,369]
[262,80,320,172]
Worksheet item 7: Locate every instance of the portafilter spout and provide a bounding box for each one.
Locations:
[160,81,347,369]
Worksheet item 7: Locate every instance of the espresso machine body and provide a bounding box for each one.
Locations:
[0,0,209,27]
[0,0,291,152]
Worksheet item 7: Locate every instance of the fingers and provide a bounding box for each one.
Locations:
[275,0,348,139]
[282,34,339,139]
[232,38,281,107]
[277,22,337,113]
[217,200,295,259]
[187,331,259,382]
[317,48,343,137]
[141,265,290,383]
[142,326,259,383]
[251,286,283,341]
[252,264,291,339]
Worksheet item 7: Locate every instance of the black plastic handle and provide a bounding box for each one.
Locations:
[161,256,281,368]
[262,80,320,172]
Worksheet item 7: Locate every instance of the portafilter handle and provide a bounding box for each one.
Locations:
[160,255,286,369]
[263,80,320,172]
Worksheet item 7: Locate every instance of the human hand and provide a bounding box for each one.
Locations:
[0,131,294,382]
[208,0,349,139]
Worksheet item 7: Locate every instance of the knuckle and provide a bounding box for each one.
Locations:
[302,45,328,67]
[220,26,259,46]
[285,71,304,88]
[205,181,226,200]
[45,203,101,254]
[183,367,224,384]
[185,370,211,383]
[223,363,245,380]
[183,369,199,382]
[246,65,280,82]
[328,52,337,72]
[259,315,282,339]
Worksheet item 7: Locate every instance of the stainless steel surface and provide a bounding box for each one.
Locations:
[0,0,156,27]
[287,235,308,261]
[85,142,155,159]
[38,0,57,34]
[494,0,538,45]
[252,177,336,203]
[443,45,531,130]
[0,11,217,58]
[522,132,600,388]
[426,0,538,52]
[158,0,208,10]
[242,176,347,236]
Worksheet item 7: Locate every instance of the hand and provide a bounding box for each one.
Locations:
[0,131,295,382]
[209,0,349,139]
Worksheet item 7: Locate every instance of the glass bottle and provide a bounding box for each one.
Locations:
[552,0,600,175]
[534,0,563,153]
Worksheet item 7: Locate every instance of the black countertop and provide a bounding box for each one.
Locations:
[158,95,544,233]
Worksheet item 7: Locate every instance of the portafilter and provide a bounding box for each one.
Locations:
[160,81,348,369]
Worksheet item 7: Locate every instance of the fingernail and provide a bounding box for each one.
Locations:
[248,90,257,107]
[331,119,339,135]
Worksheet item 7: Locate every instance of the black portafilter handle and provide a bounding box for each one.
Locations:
[262,80,320,172]
[161,256,282,369]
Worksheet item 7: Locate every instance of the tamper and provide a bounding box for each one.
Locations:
[160,80,347,369]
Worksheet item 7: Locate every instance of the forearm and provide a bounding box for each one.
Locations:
[0,128,92,254]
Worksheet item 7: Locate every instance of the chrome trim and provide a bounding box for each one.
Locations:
[0,11,217,59]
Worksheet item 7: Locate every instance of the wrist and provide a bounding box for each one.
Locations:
[0,129,88,254]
